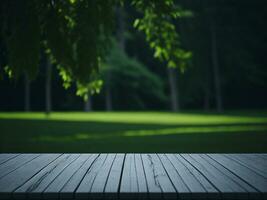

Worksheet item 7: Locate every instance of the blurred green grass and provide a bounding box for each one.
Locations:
[0,112,267,153]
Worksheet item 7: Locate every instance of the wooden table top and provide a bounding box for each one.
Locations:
[0,153,266,199]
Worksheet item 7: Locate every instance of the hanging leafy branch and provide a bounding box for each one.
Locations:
[0,0,192,99]
[132,0,192,71]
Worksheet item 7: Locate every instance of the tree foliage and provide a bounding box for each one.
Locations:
[0,0,190,99]
[101,42,166,109]
[132,0,192,70]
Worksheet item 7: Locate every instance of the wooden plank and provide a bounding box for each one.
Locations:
[90,154,116,199]
[135,154,148,199]
[200,154,257,192]
[158,154,190,199]
[141,154,162,198]
[0,153,266,199]
[13,154,79,199]
[120,154,139,199]
[200,154,261,200]
[13,154,68,199]
[42,154,91,199]
[59,154,99,200]
[0,154,20,165]
[75,154,108,199]
[104,154,125,199]
[208,154,267,194]
[141,154,176,199]
[183,154,247,199]
[175,154,219,199]
[226,154,267,179]
[243,154,267,164]
[120,154,149,199]
[0,154,40,179]
[257,154,267,160]
[242,154,267,169]
[166,154,206,199]
[0,154,60,199]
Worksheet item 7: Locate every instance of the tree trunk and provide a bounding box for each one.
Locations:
[24,73,30,112]
[203,86,210,111]
[105,82,113,111]
[45,59,52,115]
[168,67,179,112]
[104,7,125,111]
[211,22,223,112]
[116,7,126,51]
[84,95,92,112]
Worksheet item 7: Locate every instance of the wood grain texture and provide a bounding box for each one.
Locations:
[43,154,91,199]
[0,154,20,165]
[176,154,220,199]
[142,154,176,199]
[60,154,99,199]
[183,154,247,199]
[120,154,139,199]
[104,154,125,199]
[208,154,267,199]
[227,154,267,178]
[0,154,60,199]
[0,153,266,200]
[0,154,40,179]
[75,153,108,199]
[14,154,80,199]
[158,154,190,199]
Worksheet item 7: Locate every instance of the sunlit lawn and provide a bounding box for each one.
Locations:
[0,112,267,152]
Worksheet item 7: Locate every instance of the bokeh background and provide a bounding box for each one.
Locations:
[0,0,267,152]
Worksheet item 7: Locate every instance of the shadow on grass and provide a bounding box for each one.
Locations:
[0,118,267,153]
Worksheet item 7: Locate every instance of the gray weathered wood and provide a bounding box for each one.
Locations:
[158,154,190,199]
[120,154,139,199]
[243,154,267,168]
[14,154,79,199]
[104,154,125,199]
[120,154,150,199]
[75,154,108,199]
[0,154,40,179]
[0,154,20,165]
[208,154,267,194]
[135,154,149,199]
[183,154,247,199]
[166,154,206,199]
[225,154,267,179]
[60,154,99,199]
[0,153,266,200]
[141,154,176,199]
[201,154,261,200]
[43,154,91,199]
[200,155,257,192]
[90,154,116,199]
[257,154,267,160]
[176,154,220,199]
[0,154,60,199]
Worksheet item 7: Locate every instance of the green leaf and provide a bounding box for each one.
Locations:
[133,19,140,27]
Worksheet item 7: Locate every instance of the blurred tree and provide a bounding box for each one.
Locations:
[24,73,30,111]
[104,6,127,111]
[210,19,222,112]
[101,43,167,110]
[168,68,180,112]
[0,0,267,111]
[84,95,92,111]
[177,0,267,111]
[206,6,223,113]
[0,0,190,101]
[45,58,52,114]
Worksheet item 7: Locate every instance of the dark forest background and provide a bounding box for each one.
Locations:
[1,0,266,112]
